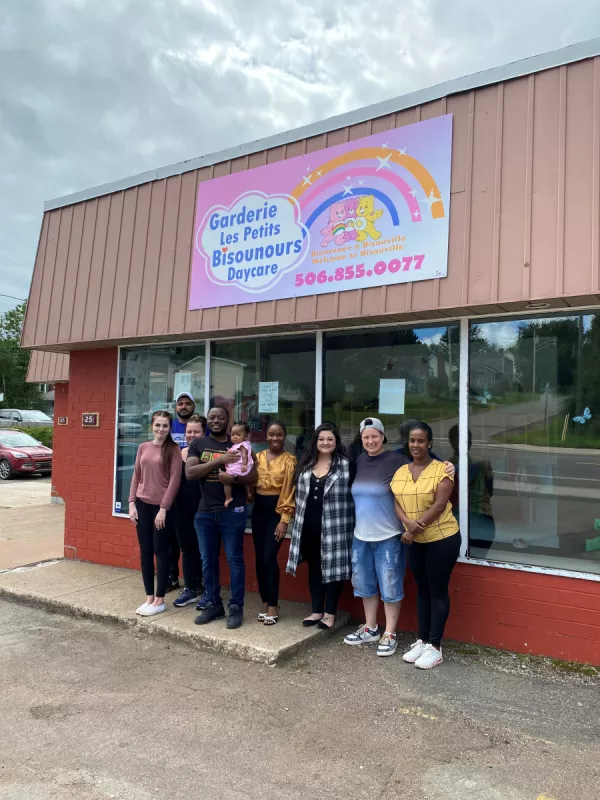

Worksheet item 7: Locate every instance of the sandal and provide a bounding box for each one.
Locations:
[264,615,279,626]
[257,612,267,622]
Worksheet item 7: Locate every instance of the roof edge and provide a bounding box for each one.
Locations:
[44,37,600,212]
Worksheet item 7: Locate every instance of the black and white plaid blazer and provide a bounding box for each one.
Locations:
[286,457,355,584]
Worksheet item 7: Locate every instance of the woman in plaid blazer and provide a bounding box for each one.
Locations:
[286,423,356,630]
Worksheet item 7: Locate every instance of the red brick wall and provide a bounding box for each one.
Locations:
[61,347,600,666]
[61,348,136,566]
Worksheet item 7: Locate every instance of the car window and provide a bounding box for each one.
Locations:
[0,432,42,447]
[20,411,52,422]
[11,412,20,421]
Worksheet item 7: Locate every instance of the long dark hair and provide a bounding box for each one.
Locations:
[151,410,179,473]
[295,423,347,481]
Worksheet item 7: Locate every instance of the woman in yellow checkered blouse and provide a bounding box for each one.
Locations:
[390,421,460,670]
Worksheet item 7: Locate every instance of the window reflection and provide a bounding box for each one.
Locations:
[115,344,207,512]
[210,336,316,458]
[323,325,459,462]
[469,314,600,575]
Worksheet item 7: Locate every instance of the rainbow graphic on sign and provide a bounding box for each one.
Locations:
[189,115,452,310]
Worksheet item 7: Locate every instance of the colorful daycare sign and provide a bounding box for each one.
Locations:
[189,115,452,310]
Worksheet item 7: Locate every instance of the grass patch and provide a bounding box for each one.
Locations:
[550,659,599,677]
[493,414,600,449]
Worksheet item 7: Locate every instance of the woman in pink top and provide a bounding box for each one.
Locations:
[128,410,181,617]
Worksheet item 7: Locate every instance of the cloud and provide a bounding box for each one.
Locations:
[1,0,600,315]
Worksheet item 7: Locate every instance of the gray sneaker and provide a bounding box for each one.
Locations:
[343,624,381,645]
[376,632,398,657]
[227,604,243,629]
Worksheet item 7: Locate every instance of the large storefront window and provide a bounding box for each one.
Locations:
[323,325,459,461]
[210,335,316,458]
[468,314,600,575]
[114,343,206,513]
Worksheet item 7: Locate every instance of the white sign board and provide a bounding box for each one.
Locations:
[379,379,406,415]
[174,372,193,397]
[258,382,279,413]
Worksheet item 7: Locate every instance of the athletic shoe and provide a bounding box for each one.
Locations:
[227,604,244,629]
[135,602,150,615]
[173,588,198,608]
[343,624,381,646]
[414,644,444,669]
[165,579,180,593]
[196,594,210,611]
[139,603,166,616]
[194,603,225,625]
[376,632,398,657]
[402,639,427,663]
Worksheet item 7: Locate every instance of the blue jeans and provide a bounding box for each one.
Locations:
[195,507,247,608]
[351,534,406,603]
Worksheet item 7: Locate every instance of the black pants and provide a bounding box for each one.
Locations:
[408,533,460,647]
[175,504,203,592]
[167,526,180,583]
[251,494,284,607]
[135,499,174,598]
[301,521,344,616]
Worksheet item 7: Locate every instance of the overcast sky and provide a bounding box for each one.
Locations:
[1,0,600,315]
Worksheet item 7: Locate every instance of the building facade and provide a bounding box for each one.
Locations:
[24,40,600,665]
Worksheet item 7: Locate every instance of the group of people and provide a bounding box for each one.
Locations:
[128,392,461,669]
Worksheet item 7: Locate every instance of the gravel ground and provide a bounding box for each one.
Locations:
[1,600,598,799]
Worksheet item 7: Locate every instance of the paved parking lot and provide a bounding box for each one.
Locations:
[0,477,64,570]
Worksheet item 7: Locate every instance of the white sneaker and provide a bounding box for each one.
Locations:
[343,624,381,645]
[139,603,166,617]
[135,602,151,615]
[414,643,444,669]
[402,639,427,663]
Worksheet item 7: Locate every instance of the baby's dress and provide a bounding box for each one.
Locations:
[225,441,253,476]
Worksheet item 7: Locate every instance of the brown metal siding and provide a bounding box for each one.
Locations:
[26,351,69,383]
[22,57,600,351]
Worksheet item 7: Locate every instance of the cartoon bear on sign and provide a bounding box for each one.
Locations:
[355,195,383,241]
[342,196,360,241]
[320,201,348,247]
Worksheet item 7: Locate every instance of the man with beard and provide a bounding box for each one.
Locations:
[166,392,196,590]
[186,406,257,629]
[171,393,196,448]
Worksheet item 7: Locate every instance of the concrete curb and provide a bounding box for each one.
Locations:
[0,585,348,665]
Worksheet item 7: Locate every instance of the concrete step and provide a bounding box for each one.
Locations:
[0,559,349,664]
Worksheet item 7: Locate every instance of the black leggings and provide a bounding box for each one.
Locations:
[252,494,284,607]
[305,550,344,616]
[408,533,460,647]
[135,499,174,598]
[167,526,180,582]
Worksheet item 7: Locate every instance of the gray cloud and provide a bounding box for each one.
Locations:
[1,0,600,314]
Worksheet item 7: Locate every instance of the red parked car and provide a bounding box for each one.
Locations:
[0,430,53,480]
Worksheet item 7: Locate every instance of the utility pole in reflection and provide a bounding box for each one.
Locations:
[532,329,537,393]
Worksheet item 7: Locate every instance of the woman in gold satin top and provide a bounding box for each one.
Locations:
[252,420,297,626]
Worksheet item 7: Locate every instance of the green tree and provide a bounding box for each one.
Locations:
[0,303,44,409]
[513,318,579,394]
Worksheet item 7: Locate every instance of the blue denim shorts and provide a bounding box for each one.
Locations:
[351,534,407,603]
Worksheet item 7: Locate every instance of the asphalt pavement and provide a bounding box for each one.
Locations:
[0,600,598,800]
